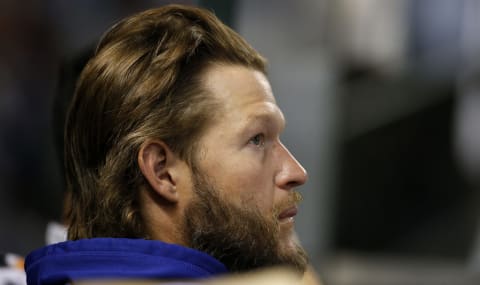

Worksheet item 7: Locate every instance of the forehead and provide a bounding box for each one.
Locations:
[201,64,282,121]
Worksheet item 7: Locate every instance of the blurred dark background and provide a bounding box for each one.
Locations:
[1,0,479,284]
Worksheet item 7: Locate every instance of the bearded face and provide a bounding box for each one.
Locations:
[182,171,308,273]
[178,64,308,273]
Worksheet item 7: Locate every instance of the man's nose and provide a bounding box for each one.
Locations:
[275,143,308,190]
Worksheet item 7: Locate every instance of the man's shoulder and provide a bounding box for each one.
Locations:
[25,238,227,285]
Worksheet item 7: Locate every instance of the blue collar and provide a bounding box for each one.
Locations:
[25,238,228,285]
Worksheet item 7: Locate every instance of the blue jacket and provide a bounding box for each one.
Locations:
[25,238,228,285]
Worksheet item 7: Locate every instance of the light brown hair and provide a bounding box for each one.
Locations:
[65,4,266,240]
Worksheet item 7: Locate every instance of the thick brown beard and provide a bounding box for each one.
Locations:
[182,171,308,273]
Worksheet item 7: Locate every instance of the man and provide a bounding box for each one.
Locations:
[25,4,309,284]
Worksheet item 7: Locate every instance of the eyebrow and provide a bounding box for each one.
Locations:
[244,109,286,132]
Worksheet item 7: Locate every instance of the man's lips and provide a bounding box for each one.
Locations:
[278,206,298,220]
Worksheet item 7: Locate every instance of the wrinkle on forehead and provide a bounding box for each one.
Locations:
[198,63,284,140]
[243,102,286,131]
[202,63,276,108]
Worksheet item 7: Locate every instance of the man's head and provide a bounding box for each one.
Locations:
[66,4,308,272]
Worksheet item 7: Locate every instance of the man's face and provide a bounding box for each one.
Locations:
[182,64,308,272]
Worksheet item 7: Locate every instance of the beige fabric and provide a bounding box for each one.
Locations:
[75,266,323,285]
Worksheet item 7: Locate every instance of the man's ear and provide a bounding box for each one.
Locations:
[138,140,179,203]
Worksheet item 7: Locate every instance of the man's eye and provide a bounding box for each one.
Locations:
[249,134,265,147]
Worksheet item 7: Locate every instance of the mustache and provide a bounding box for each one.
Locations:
[273,191,303,217]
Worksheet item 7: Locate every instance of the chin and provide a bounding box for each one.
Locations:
[277,231,309,272]
[279,236,299,254]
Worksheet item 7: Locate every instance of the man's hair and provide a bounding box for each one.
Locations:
[65,4,266,240]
